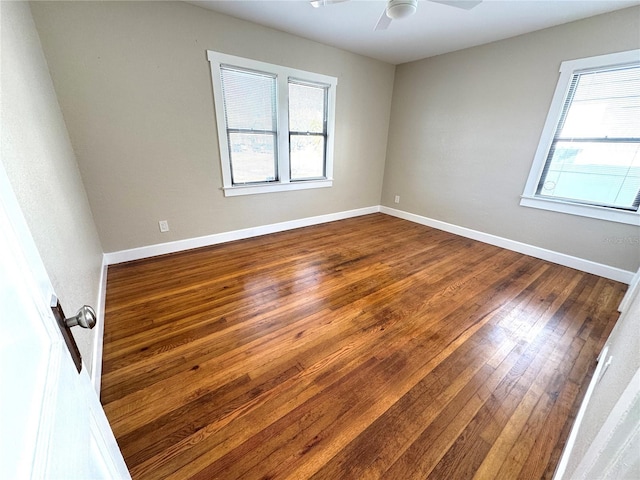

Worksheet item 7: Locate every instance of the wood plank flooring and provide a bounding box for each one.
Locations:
[101,213,626,479]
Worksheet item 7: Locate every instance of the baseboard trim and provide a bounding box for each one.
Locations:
[90,257,108,395]
[103,206,381,265]
[380,206,635,284]
[103,205,634,284]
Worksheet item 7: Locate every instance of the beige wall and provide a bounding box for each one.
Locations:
[30,1,396,253]
[1,1,104,372]
[382,7,640,271]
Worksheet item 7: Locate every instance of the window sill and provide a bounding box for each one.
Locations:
[223,179,333,197]
[520,196,640,226]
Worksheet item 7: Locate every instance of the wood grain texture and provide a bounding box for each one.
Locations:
[101,213,626,479]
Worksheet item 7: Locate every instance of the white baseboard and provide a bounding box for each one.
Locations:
[380,206,635,284]
[103,205,635,284]
[103,206,381,265]
[90,257,108,395]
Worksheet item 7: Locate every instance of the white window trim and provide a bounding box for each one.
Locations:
[207,51,337,197]
[520,49,640,226]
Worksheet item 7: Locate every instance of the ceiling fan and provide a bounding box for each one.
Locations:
[310,0,482,31]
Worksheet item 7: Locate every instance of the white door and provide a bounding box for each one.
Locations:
[0,163,130,479]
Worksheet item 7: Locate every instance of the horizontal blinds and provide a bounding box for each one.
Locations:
[288,81,327,134]
[220,66,277,132]
[560,66,640,140]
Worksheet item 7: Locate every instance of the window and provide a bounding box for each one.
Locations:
[207,51,337,196]
[289,81,329,181]
[521,49,640,225]
[220,67,278,184]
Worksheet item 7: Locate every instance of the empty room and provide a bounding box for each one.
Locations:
[1,0,639,479]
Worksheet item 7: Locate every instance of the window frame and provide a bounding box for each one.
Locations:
[520,49,640,226]
[207,51,337,197]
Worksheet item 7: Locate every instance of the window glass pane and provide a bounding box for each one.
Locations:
[289,82,326,134]
[537,65,640,210]
[228,133,277,184]
[540,141,640,209]
[290,135,325,180]
[221,67,276,131]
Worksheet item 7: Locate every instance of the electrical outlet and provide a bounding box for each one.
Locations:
[159,220,169,233]
[394,195,400,204]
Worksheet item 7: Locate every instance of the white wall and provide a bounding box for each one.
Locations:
[30,0,396,253]
[381,7,640,272]
[0,1,104,374]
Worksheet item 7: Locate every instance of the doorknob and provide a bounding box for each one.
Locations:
[64,305,97,329]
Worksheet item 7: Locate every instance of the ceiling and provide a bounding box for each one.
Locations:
[189,0,639,64]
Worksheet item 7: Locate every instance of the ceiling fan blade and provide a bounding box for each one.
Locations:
[310,0,350,8]
[429,0,482,10]
[374,9,392,30]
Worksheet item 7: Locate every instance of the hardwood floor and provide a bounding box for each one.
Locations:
[101,213,626,479]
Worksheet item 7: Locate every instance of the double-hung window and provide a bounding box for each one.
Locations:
[521,49,640,225]
[207,51,337,196]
